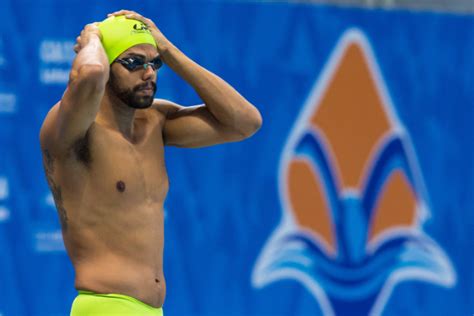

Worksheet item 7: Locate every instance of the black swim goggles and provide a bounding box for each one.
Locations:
[114,56,163,71]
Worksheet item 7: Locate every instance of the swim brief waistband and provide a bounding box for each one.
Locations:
[70,290,163,316]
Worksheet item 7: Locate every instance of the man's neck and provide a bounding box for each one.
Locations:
[97,91,137,140]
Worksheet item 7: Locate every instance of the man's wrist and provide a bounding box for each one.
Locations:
[85,33,102,46]
[156,38,176,59]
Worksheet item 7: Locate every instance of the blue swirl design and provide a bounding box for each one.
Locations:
[262,130,455,315]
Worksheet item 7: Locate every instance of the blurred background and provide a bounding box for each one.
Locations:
[0,0,473,315]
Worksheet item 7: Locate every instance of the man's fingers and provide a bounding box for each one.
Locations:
[79,22,102,40]
[108,9,137,17]
[125,13,146,23]
[105,10,158,37]
[107,10,152,25]
[85,22,100,31]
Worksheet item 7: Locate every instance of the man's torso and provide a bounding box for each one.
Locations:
[41,104,169,308]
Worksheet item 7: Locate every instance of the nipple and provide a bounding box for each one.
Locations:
[116,180,126,192]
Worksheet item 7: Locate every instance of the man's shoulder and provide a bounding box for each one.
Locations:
[40,101,93,164]
[39,102,61,150]
[151,98,183,119]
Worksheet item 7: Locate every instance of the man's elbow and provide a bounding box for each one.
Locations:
[238,109,263,139]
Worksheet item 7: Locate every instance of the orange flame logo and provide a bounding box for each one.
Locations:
[253,29,455,316]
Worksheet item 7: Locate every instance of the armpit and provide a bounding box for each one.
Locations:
[72,128,92,167]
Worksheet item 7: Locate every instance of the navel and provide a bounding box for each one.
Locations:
[116,180,126,192]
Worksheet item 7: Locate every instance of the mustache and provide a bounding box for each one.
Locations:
[134,81,157,93]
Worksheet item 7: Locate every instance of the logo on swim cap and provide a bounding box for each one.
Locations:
[133,23,149,31]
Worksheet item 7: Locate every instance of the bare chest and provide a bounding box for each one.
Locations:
[78,123,169,207]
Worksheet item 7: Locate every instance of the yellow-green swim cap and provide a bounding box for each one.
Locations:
[99,16,157,64]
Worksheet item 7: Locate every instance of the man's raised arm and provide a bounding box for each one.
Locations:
[109,10,262,148]
[40,23,109,156]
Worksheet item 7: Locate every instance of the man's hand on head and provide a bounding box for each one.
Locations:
[107,10,171,53]
[70,21,108,84]
[74,22,102,54]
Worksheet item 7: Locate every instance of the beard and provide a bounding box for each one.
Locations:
[108,73,157,109]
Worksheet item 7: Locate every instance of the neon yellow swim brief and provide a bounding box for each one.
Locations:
[70,290,163,316]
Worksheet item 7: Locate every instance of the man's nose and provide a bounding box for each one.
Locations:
[142,65,156,80]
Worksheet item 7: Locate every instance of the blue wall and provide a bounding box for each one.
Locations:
[0,1,473,315]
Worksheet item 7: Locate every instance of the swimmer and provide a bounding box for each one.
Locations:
[39,10,262,315]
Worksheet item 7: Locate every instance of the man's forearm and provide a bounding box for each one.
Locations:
[159,42,262,137]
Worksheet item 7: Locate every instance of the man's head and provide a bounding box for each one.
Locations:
[99,16,160,109]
